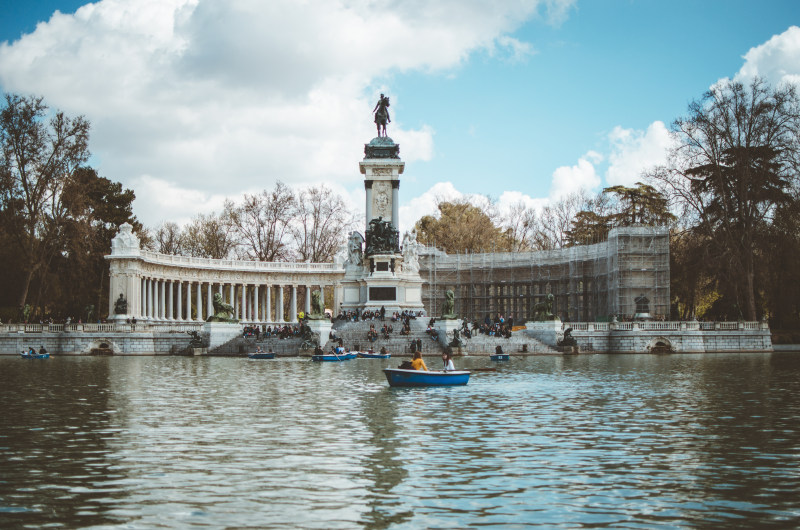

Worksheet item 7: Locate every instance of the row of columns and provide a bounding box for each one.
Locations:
[138,279,330,323]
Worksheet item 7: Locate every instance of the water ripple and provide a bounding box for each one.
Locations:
[1,354,799,528]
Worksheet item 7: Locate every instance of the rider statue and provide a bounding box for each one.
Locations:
[373,94,391,137]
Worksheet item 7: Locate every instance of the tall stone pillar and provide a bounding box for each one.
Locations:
[167,281,173,320]
[365,180,373,223]
[254,285,260,323]
[186,282,192,321]
[162,280,167,319]
[207,283,213,317]
[392,181,399,230]
[175,281,183,320]
[266,286,272,322]
[305,286,311,314]
[149,279,155,320]
[196,282,203,322]
[277,286,284,322]
[291,285,298,323]
[141,279,146,318]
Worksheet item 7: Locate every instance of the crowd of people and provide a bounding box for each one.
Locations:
[337,308,424,322]
[242,324,307,340]
[366,323,395,342]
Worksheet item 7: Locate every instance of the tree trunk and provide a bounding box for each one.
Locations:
[744,250,757,321]
[17,266,36,318]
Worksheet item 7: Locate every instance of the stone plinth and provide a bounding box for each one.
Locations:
[434,319,463,350]
[524,319,563,347]
[202,322,242,351]
[306,319,333,348]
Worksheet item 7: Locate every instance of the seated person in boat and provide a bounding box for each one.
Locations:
[411,351,428,371]
[39,345,48,355]
[441,351,455,371]
[380,346,388,355]
[495,345,503,355]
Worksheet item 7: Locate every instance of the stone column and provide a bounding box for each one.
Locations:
[149,279,155,320]
[365,180,373,223]
[159,280,166,320]
[241,284,247,322]
[196,282,203,322]
[141,279,147,318]
[254,285,260,323]
[305,286,311,315]
[167,281,173,320]
[392,180,399,230]
[291,285,298,322]
[175,281,183,320]
[228,284,235,308]
[266,286,272,322]
[277,286,284,322]
[207,283,213,317]
[185,282,192,321]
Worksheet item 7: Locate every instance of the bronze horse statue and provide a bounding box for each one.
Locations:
[373,94,391,137]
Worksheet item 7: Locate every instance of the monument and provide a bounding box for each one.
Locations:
[339,94,425,314]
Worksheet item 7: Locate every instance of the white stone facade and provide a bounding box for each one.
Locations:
[106,227,345,323]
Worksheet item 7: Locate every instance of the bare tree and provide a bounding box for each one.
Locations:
[229,182,295,262]
[501,200,539,251]
[292,185,357,262]
[537,190,598,249]
[0,94,90,311]
[183,209,237,259]
[651,78,800,320]
[152,221,184,255]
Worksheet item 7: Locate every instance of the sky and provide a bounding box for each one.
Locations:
[0,0,799,235]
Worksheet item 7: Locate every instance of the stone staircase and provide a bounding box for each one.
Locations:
[209,335,305,356]
[456,330,559,355]
[331,318,443,356]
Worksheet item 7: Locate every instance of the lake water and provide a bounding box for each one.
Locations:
[1,353,799,528]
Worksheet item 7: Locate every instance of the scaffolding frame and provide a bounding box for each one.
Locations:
[420,226,670,322]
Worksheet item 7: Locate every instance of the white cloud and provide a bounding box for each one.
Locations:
[735,25,800,87]
[0,0,569,226]
[549,153,601,199]
[605,121,673,186]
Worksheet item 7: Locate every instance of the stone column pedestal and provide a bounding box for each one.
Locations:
[306,319,333,349]
[202,322,243,351]
[524,319,563,347]
[434,319,463,350]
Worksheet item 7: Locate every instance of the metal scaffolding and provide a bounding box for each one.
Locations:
[419,226,670,322]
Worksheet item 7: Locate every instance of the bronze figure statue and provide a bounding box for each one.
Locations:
[373,94,391,137]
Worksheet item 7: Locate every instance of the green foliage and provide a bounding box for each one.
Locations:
[415,200,509,253]
[0,93,137,320]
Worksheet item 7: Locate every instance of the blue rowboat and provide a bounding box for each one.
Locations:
[490,353,509,361]
[20,352,49,359]
[383,368,470,387]
[358,351,391,359]
[312,353,353,362]
[248,352,275,359]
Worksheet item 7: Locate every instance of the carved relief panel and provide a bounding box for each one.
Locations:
[372,180,392,220]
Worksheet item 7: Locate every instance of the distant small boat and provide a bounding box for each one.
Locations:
[490,353,509,361]
[312,352,355,362]
[20,351,49,359]
[248,352,275,359]
[358,350,391,359]
[383,368,470,387]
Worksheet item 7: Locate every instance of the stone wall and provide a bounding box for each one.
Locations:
[0,331,192,355]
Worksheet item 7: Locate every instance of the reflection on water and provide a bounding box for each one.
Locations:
[1,353,799,528]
